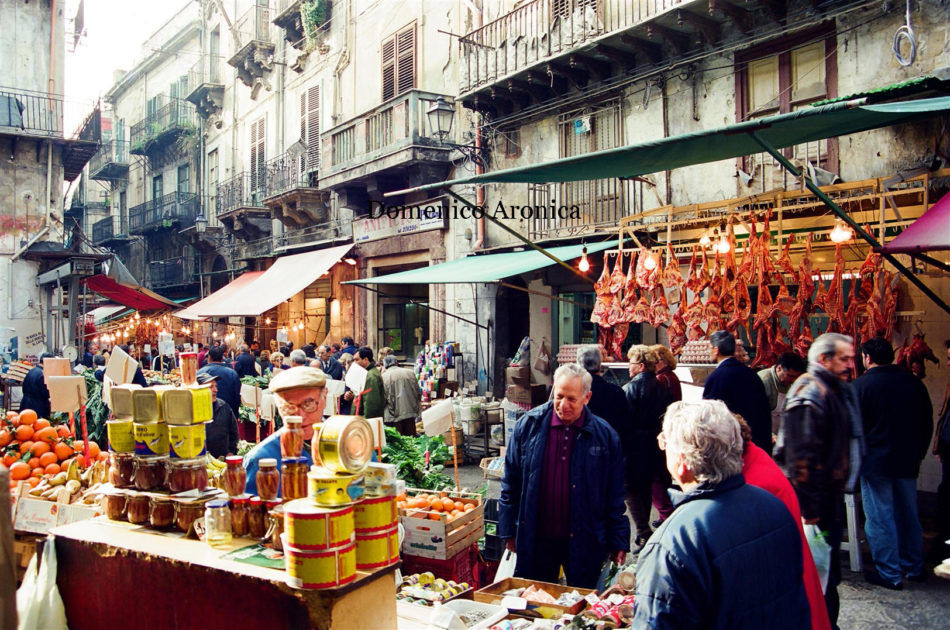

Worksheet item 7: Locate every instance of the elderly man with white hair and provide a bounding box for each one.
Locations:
[634,400,809,629]
[499,363,629,589]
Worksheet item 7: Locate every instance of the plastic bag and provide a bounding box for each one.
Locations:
[16,536,68,630]
[596,560,621,592]
[494,549,517,582]
[803,523,831,594]
[533,339,552,375]
[510,337,531,367]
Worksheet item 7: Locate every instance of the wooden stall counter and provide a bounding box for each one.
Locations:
[51,518,397,630]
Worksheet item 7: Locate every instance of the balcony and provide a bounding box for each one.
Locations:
[319,90,454,206]
[129,97,197,156]
[228,4,276,99]
[91,215,132,247]
[89,139,130,180]
[149,257,197,290]
[0,87,67,138]
[274,216,350,253]
[129,192,199,235]
[215,172,271,240]
[261,152,329,228]
[186,57,226,127]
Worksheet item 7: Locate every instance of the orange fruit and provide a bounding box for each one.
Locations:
[9,462,30,480]
[428,512,442,521]
[53,442,73,461]
[15,425,34,442]
[73,440,101,460]
[1,454,16,468]
[56,425,71,439]
[27,457,40,470]
[463,503,475,511]
[441,497,455,512]
[30,467,43,478]
[30,441,50,457]
[27,477,41,488]
[33,427,57,444]
[33,419,51,430]
[428,498,443,511]
[38,452,58,468]
[0,429,11,448]
[17,409,37,426]
[97,452,109,462]
[454,501,466,512]
[43,463,61,476]
[6,411,18,422]
[18,440,34,455]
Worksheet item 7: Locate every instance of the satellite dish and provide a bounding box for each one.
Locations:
[63,346,79,363]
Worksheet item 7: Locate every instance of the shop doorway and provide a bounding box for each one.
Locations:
[209,255,228,293]
[493,278,529,398]
[372,263,429,359]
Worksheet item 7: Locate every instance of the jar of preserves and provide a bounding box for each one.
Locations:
[176,500,205,533]
[223,456,247,497]
[256,458,280,500]
[280,416,305,459]
[230,496,250,537]
[166,458,209,493]
[280,457,308,501]
[149,496,176,529]
[133,456,168,491]
[205,499,233,548]
[127,493,151,525]
[109,453,135,488]
[179,352,198,386]
[248,496,266,539]
[102,489,128,520]
[265,505,285,551]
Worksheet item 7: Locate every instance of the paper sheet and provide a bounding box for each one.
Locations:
[260,391,276,421]
[105,345,139,385]
[43,357,71,383]
[47,375,88,413]
[344,363,367,396]
[240,384,262,407]
[421,399,454,437]
[323,379,346,416]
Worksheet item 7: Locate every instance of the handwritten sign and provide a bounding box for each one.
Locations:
[24,332,46,347]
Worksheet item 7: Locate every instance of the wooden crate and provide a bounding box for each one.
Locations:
[399,489,484,560]
[473,577,594,616]
[13,534,42,585]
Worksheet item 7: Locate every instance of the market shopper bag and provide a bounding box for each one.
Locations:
[494,549,517,582]
[16,536,67,630]
[803,523,831,594]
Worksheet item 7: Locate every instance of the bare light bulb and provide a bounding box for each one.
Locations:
[716,235,731,254]
[578,247,590,273]
[699,233,711,247]
[643,251,658,270]
[265,317,271,325]
[830,219,853,243]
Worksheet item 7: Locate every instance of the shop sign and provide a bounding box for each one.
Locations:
[353,202,445,244]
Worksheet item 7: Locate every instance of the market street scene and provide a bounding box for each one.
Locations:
[2,0,950,628]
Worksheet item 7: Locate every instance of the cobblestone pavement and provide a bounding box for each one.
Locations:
[455,464,950,629]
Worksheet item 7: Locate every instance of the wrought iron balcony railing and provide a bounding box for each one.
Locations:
[89,139,130,180]
[149,257,196,288]
[216,172,266,217]
[91,215,130,245]
[129,97,197,154]
[129,192,199,234]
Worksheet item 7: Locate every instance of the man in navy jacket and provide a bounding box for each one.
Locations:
[233,344,258,378]
[199,345,242,420]
[499,363,629,589]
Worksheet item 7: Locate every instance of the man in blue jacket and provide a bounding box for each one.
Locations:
[499,363,629,589]
[635,400,809,629]
[198,345,242,420]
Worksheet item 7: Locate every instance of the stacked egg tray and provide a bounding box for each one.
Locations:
[679,340,716,364]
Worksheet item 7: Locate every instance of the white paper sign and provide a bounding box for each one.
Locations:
[323,379,346,416]
[144,344,151,354]
[241,383,262,407]
[421,399,454,437]
[260,391,276,421]
[344,363,367,396]
[48,375,88,413]
[105,345,139,385]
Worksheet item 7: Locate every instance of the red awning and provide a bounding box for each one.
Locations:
[83,274,180,311]
[173,271,265,321]
[880,190,950,254]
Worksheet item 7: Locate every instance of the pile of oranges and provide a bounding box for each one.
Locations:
[396,492,477,521]
[1,408,106,492]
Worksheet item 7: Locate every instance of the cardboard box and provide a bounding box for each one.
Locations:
[505,365,530,387]
[474,577,595,616]
[504,384,547,406]
[400,490,484,560]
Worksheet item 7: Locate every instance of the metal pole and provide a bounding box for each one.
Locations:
[749,132,950,316]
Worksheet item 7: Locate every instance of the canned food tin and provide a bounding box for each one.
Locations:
[132,386,174,423]
[189,385,213,424]
[163,389,196,426]
[315,416,374,474]
[168,423,207,459]
[109,384,141,420]
[133,421,169,456]
[307,466,365,507]
[283,499,355,550]
[354,526,399,570]
[106,419,135,453]
[283,538,357,590]
[354,495,397,533]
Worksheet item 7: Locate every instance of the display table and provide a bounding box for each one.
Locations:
[51,519,398,630]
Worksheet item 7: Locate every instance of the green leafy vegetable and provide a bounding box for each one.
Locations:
[381,427,454,490]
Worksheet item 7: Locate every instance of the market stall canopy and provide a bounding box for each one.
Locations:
[878,189,950,254]
[173,271,266,321]
[88,305,127,325]
[345,241,616,285]
[194,244,353,317]
[83,256,180,311]
[386,96,950,194]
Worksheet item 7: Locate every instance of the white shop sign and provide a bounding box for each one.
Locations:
[352,205,445,244]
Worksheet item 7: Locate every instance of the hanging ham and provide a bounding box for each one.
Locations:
[777,233,797,278]
[636,247,660,291]
[662,244,684,288]
[797,233,816,304]
[651,288,671,328]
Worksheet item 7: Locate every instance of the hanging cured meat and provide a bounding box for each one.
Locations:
[760,209,776,280]
[771,273,797,318]
[631,293,652,324]
[726,279,752,335]
[668,307,688,356]
[620,251,639,314]
[608,252,626,296]
[749,322,773,368]
[662,244,684,288]
[777,233,797,278]
[880,272,899,340]
[825,245,846,332]
[591,257,613,325]
[794,322,814,358]
[651,288,671,328]
[610,324,629,362]
[636,248,660,291]
[685,247,708,293]
[684,292,706,329]
[698,247,712,292]
[812,268,828,312]
[752,269,774,332]
[797,233,815,304]
[896,333,939,374]
[859,249,882,277]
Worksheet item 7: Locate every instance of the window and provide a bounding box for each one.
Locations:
[152,175,163,202]
[209,28,221,83]
[381,24,416,101]
[737,27,837,191]
[300,86,320,172]
[208,149,218,210]
[250,117,266,197]
[178,164,190,194]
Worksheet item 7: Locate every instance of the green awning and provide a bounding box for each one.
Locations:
[345,241,617,285]
[387,95,950,195]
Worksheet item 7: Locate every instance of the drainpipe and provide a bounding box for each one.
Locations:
[470,3,484,251]
[49,0,56,99]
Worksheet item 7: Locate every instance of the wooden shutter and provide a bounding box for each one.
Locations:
[300,86,320,172]
[250,117,265,194]
[395,26,415,96]
[381,37,396,100]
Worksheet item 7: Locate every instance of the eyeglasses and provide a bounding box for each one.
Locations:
[278,397,321,415]
[657,431,667,451]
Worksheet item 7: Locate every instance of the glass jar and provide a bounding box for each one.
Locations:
[248,496,266,538]
[133,456,168,491]
[149,496,176,529]
[204,499,233,548]
[127,493,151,525]
[176,501,205,533]
[109,453,135,488]
[102,490,128,520]
[280,457,308,501]
[265,505,285,550]
[256,458,280,500]
[166,458,209,493]
[230,496,249,537]
[280,416,305,459]
[223,456,247,497]
[179,352,198,386]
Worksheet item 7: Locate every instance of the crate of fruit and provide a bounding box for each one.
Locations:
[479,457,504,480]
[398,489,484,560]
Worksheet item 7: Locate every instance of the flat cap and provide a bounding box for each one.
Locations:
[269,366,327,392]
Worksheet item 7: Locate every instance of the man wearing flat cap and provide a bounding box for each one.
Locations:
[198,373,239,459]
[242,367,328,495]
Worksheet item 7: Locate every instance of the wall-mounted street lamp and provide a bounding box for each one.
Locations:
[426,96,488,168]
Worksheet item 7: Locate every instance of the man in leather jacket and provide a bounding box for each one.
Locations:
[774,332,864,630]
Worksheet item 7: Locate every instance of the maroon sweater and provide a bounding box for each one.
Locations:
[537,409,585,539]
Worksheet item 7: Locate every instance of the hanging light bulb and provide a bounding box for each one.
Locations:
[265,317,271,325]
[829,219,853,243]
[699,232,711,247]
[134,313,140,320]
[643,250,658,270]
[578,246,590,273]
[212,331,217,338]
